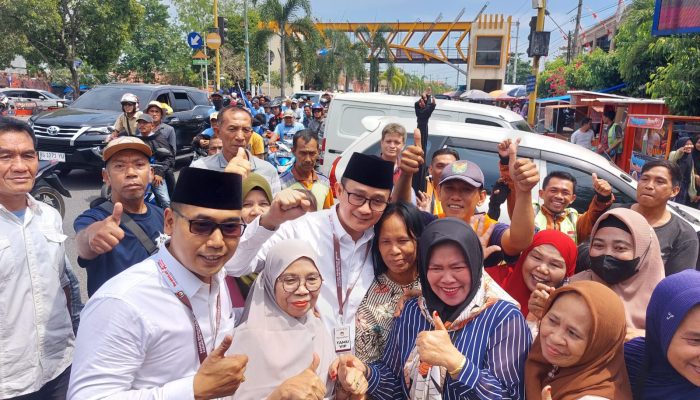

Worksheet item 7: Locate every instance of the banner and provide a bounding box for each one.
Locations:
[652,0,700,36]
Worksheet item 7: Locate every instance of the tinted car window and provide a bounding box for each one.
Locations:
[340,106,386,138]
[40,90,60,99]
[189,90,209,106]
[449,146,501,194]
[71,87,153,111]
[510,119,533,132]
[172,91,192,111]
[546,160,635,213]
[464,118,502,128]
[362,133,444,169]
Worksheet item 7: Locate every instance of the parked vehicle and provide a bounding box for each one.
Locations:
[332,116,700,232]
[319,92,532,175]
[0,88,67,109]
[291,90,325,104]
[31,160,71,218]
[28,83,211,172]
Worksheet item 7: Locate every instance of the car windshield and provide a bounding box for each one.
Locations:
[510,119,533,132]
[71,87,153,111]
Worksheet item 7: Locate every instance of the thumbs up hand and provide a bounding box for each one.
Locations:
[269,353,327,400]
[591,173,612,197]
[541,385,553,400]
[508,138,540,193]
[193,335,249,399]
[87,202,126,255]
[398,128,425,175]
[415,311,466,371]
[225,147,251,178]
[329,354,369,396]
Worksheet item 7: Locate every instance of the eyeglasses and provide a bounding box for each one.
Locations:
[277,273,323,293]
[343,185,388,212]
[172,208,246,238]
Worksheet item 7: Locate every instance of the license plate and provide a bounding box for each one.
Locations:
[38,151,66,162]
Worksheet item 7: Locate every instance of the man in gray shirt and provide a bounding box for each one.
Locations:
[570,117,595,150]
[191,107,281,194]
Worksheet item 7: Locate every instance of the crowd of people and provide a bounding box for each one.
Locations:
[1,86,700,400]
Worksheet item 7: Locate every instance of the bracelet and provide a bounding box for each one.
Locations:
[448,355,467,377]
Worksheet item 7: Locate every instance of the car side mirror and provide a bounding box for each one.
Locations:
[39,96,46,100]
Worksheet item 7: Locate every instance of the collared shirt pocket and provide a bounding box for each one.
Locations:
[40,229,67,273]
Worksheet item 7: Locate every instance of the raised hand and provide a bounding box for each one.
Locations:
[259,189,313,230]
[225,147,251,178]
[398,128,425,175]
[193,335,248,399]
[269,353,326,400]
[470,215,502,260]
[416,190,430,212]
[591,173,612,197]
[508,138,539,193]
[329,354,368,395]
[88,202,125,255]
[497,138,512,160]
[527,283,555,320]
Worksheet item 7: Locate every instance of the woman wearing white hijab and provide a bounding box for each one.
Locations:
[229,239,335,399]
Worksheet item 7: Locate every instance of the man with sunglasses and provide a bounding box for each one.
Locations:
[70,167,248,399]
[191,106,281,195]
[74,137,165,297]
[226,152,395,352]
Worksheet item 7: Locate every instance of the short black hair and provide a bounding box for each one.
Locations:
[431,147,460,163]
[581,117,592,125]
[641,159,681,187]
[292,129,319,148]
[371,201,425,278]
[603,110,616,121]
[217,105,252,126]
[543,171,577,193]
[0,117,36,146]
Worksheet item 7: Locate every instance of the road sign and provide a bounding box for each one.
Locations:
[192,50,206,59]
[192,59,209,66]
[188,32,203,49]
[526,75,536,93]
[206,32,221,50]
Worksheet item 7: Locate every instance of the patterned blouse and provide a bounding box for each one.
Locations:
[354,273,421,364]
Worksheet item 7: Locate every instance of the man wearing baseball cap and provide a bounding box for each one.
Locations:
[74,136,165,296]
[274,109,305,143]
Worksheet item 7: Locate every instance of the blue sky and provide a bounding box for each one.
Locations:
[307,0,629,86]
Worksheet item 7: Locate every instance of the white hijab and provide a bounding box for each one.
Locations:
[229,239,336,399]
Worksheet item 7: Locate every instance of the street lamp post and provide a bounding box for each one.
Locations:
[244,0,251,93]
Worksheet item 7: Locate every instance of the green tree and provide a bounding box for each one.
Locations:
[0,0,142,96]
[647,39,700,116]
[254,0,313,96]
[355,25,394,92]
[505,53,532,85]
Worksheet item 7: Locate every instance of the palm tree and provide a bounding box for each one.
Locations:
[355,25,394,92]
[319,29,369,91]
[254,0,312,96]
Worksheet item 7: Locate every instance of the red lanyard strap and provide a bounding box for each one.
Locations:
[330,216,371,317]
[157,259,221,364]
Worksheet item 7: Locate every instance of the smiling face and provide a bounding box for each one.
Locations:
[0,131,38,205]
[274,257,321,318]
[521,244,568,291]
[438,179,485,220]
[590,227,635,261]
[636,166,679,209]
[241,188,271,224]
[426,242,472,306]
[164,204,242,282]
[335,179,390,239]
[540,177,576,214]
[380,133,404,162]
[378,214,417,281]
[539,292,592,367]
[667,305,700,386]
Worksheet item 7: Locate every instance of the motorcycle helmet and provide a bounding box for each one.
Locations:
[311,102,323,110]
[120,93,138,105]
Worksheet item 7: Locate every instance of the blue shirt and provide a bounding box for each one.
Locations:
[74,202,164,296]
[367,299,531,399]
[274,122,305,142]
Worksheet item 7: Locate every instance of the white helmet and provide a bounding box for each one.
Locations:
[120,93,138,104]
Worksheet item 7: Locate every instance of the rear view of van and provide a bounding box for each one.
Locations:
[319,92,531,175]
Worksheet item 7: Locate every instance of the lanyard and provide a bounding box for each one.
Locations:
[329,215,371,318]
[157,259,221,364]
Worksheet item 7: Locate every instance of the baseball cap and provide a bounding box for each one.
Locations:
[291,98,299,104]
[146,101,166,112]
[136,114,153,123]
[103,136,152,162]
[439,160,485,188]
[283,109,295,118]
[209,112,219,121]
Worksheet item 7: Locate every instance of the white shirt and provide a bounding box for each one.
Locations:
[225,205,375,348]
[190,150,281,195]
[0,195,73,398]
[68,245,235,400]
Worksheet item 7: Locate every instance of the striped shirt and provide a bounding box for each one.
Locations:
[367,298,531,400]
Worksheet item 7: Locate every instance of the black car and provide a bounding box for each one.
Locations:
[29,83,212,171]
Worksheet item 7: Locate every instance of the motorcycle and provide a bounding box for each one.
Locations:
[267,141,295,175]
[31,160,72,218]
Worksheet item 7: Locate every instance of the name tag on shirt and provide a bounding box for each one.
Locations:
[334,325,352,353]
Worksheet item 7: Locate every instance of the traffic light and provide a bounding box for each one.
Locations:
[218,17,228,44]
[527,16,537,58]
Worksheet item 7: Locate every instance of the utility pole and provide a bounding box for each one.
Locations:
[513,19,520,84]
[527,1,546,126]
[214,0,220,91]
[244,0,251,92]
[566,30,572,64]
[572,0,583,59]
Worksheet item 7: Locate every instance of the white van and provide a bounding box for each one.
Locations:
[320,92,531,175]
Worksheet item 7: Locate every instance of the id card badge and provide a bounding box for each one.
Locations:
[334,325,352,353]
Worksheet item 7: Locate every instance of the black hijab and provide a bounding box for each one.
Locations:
[675,136,693,184]
[417,218,483,322]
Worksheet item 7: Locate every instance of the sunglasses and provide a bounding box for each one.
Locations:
[172,208,246,238]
